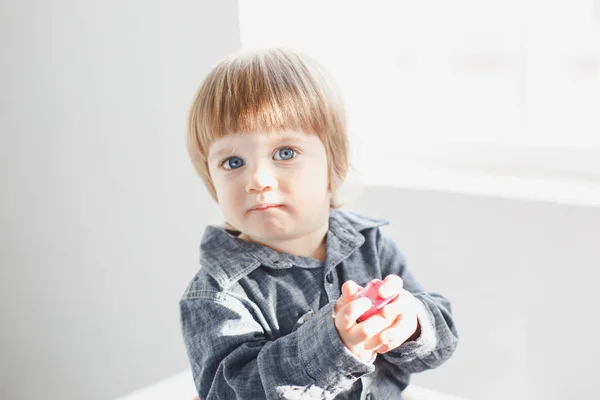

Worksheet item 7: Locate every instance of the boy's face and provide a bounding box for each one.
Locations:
[207,130,331,243]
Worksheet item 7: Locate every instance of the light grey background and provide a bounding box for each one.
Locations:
[349,186,600,400]
[2,1,599,400]
[1,1,238,399]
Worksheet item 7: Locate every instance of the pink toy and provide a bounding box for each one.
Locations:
[356,279,399,322]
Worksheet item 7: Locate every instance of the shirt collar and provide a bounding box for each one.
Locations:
[198,209,389,290]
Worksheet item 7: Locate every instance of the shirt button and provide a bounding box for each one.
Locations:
[365,394,373,400]
[326,272,334,283]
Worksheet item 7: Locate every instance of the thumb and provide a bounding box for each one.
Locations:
[335,280,361,315]
[341,280,361,303]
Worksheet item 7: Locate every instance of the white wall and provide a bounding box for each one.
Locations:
[349,186,600,400]
[3,2,599,400]
[0,1,239,399]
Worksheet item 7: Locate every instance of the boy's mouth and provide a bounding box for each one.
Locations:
[249,203,282,212]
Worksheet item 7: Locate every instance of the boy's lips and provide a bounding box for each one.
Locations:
[248,203,283,212]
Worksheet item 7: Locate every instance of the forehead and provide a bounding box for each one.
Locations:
[208,130,317,158]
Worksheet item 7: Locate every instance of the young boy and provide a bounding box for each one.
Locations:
[180,48,458,399]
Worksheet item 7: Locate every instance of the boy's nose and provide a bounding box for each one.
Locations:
[246,163,278,193]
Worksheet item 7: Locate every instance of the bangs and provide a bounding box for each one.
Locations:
[189,49,341,154]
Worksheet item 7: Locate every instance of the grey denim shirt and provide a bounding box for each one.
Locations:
[180,209,459,399]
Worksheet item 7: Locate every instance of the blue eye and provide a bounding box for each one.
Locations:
[223,157,244,170]
[274,147,296,161]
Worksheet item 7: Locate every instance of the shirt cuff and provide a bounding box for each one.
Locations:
[297,301,375,390]
[390,295,438,360]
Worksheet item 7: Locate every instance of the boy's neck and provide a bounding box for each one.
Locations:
[239,222,329,263]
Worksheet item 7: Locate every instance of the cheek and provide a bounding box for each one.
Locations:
[309,157,329,183]
[292,163,329,191]
[212,176,235,202]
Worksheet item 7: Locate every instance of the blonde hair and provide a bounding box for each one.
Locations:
[186,48,350,208]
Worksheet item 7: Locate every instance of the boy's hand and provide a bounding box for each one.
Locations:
[333,280,361,315]
[333,281,392,362]
[375,275,420,354]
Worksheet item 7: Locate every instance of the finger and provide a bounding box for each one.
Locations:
[336,297,373,330]
[364,338,385,353]
[376,316,404,354]
[377,335,403,354]
[341,280,361,302]
[377,342,397,354]
[377,313,418,353]
[359,314,397,351]
[379,275,403,298]
[335,281,362,315]
[349,314,391,345]
[379,290,412,320]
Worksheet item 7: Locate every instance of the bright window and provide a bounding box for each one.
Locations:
[238,1,600,207]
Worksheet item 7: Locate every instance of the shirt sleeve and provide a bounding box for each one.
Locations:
[180,290,375,399]
[375,229,459,373]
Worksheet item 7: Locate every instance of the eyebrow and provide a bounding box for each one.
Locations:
[208,147,237,163]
